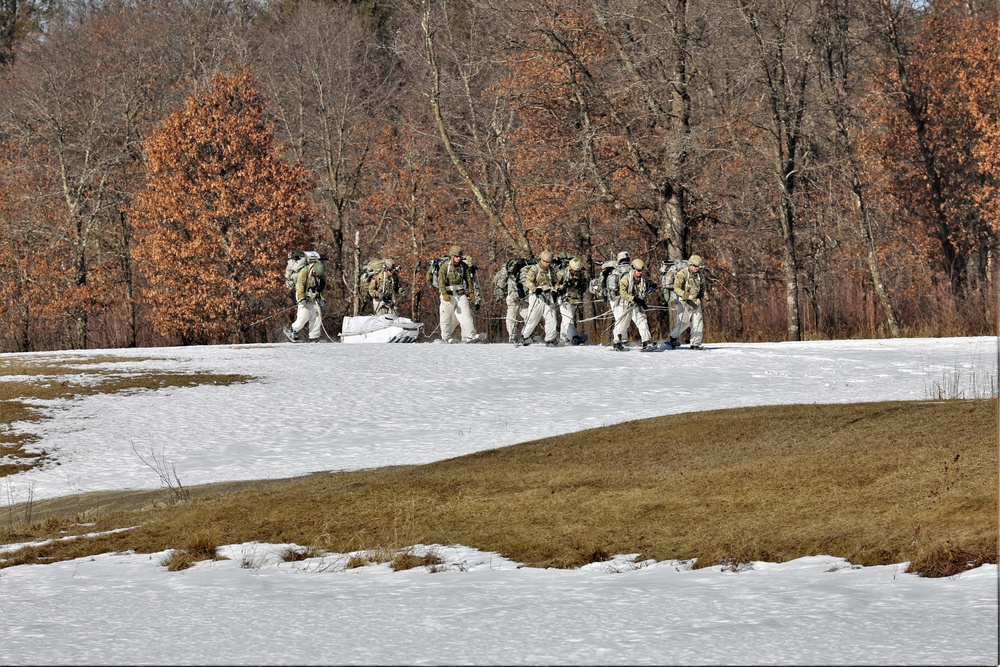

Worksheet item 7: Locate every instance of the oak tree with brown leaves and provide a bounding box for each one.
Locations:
[130,70,317,345]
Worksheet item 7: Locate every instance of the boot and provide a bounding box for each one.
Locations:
[667,337,679,349]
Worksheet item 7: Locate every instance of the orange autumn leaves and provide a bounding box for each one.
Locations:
[130,71,316,344]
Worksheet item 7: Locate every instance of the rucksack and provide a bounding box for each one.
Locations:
[359,258,388,304]
[517,261,540,297]
[492,257,534,300]
[425,256,448,287]
[550,251,575,273]
[659,258,688,302]
[284,250,320,291]
[468,261,482,305]
[588,259,629,301]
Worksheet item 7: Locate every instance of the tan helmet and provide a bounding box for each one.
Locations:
[539,251,553,263]
[688,254,702,266]
[631,258,645,271]
[568,257,583,271]
[449,245,463,257]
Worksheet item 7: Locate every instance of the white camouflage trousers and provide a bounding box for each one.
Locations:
[439,293,478,342]
[292,300,324,341]
[670,300,704,346]
[558,299,582,343]
[522,292,558,343]
[613,301,651,345]
[505,292,528,342]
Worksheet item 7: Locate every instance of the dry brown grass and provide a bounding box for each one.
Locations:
[1,399,995,577]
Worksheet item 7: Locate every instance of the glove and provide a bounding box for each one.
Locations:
[534,288,542,295]
[474,302,481,311]
[443,294,452,302]
[635,297,646,309]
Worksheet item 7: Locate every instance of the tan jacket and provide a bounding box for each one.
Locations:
[555,267,589,303]
[618,270,653,304]
[438,259,476,300]
[524,263,557,294]
[367,271,398,302]
[673,268,705,307]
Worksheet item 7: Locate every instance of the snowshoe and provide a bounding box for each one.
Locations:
[282,326,300,343]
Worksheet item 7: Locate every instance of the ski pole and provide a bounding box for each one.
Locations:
[250,305,296,328]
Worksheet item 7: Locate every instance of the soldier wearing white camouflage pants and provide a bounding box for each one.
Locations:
[505,290,529,344]
[437,245,481,343]
[521,251,559,346]
[613,258,655,351]
[555,256,589,345]
[668,254,706,350]
[286,261,325,342]
[606,251,632,343]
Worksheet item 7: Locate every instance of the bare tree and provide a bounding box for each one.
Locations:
[401,0,533,255]
[816,0,900,336]
[0,0,54,67]
[729,0,823,341]
[253,1,402,317]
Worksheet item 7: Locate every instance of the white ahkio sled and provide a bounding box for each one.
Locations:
[339,314,423,344]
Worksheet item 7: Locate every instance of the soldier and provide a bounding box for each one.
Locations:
[668,254,707,350]
[366,259,399,316]
[613,258,655,351]
[503,263,530,344]
[284,258,326,343]
[520,251,559,346]
[606,251,633,343]
[437,245,482,343]
[554,256,589,345]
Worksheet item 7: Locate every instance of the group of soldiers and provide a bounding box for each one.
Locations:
[356,245,708,349]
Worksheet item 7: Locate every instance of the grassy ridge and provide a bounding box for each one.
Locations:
[2,399,996,577]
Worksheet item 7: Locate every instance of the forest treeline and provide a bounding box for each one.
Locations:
[0,0,996,351]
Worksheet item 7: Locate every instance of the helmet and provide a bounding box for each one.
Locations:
[568,257,583,271]
[688,254,702,266]
[539,251,553,262]
[449,245,463,257]
[617,251,631,262]
[312,262,325,277]
[631,258,645,271]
